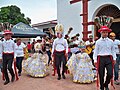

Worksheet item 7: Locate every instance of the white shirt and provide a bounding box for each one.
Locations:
[85,40,95,46]
[71,47,79,53]
[0,39,17,59]
[52,37,68,54]
[93,37,116,63]
[73,40,80,45]
[15,42,26,57]
[113,39,120,54]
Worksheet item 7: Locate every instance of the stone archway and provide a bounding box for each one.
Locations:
[93,4,120,39]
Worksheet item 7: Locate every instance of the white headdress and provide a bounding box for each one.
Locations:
[55,24,64,35]
[35,36,42,41]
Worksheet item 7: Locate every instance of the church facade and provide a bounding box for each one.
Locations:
[57,0,120,40]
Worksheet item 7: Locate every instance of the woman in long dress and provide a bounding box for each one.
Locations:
[23,36,49,77]
[67,43,94,83]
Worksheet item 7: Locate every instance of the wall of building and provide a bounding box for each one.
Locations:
[57,0,120,40]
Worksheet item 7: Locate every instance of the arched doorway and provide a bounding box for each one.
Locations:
[94,5,120,39]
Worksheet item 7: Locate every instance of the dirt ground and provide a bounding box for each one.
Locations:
[0,65,120,90]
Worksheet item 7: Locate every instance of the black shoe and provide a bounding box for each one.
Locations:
[4,80,10,85]
[105,87,109,90]
[100,86,104,90]
[18,73,21,76]
[104,83,109,90]
[11,76,15,82]
[62,74,66,79]
[57,76,61,80]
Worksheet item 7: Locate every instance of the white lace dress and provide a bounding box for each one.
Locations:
[23,42,49,77]
[67,52,94,83]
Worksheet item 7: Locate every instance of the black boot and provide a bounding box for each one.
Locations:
[4,80,10,85]
[104,84,109,90]
[18,73,21,76]
[57,75,61,80]
[11,75,15,82]
[105,87,109,90]
[62,74,66,79]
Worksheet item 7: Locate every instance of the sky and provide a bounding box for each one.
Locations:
[0,0,57,24]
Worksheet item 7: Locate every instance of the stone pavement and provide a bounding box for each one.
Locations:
[0,66,120,90]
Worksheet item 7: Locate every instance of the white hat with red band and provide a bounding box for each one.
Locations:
[3,30,13,35]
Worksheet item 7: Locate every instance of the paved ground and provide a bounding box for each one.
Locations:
[0,65,120,90]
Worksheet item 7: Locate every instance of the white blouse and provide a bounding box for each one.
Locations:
[15,42,26,57]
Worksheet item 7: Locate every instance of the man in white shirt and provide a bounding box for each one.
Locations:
[52,24,68,80]
[109,32,120,85]
[93,26,116,90]
[0,30,16,85]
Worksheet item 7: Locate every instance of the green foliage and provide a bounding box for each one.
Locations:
[0,5,31,25]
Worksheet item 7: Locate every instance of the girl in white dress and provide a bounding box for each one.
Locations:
[67,43,94,83]
[23,36,49,77]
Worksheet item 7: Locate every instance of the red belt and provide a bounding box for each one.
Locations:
[3,52,14,55]
[54,50,65,53]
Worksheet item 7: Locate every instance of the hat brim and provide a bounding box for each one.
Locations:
[98,28,112,33]
[3,33,13,35]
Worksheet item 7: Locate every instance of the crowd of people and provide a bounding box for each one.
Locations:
[0,24,120,90]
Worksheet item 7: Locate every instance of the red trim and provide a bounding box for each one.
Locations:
[14,62,19,81]
[68,48,71,53]
[3,30,13,35]
[109,56,115,89]
[96,56,100,88]
[70,0,81,4]
[52,52,56,76]
[54,50,65,53]
[3,52,14,55]
[2,70,5,81]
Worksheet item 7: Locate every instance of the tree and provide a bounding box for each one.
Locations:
[0,5,31,25]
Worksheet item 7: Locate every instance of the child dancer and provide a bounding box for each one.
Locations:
[23,36,49,77]
[67,42,94,83]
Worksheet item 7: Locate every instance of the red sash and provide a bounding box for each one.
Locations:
[96,55,115,89]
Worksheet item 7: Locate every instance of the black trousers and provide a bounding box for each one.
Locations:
[3,54,15,81]
[54,51,67,76]
[47,50,52,65]
[89,52,95,67]
[98,56,113,89]
[16,57,24,74]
